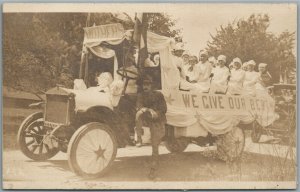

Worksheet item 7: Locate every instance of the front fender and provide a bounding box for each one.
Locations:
[29,102,45,109]
[75,106,129,148]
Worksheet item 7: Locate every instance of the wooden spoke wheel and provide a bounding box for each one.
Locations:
[17,112,59,161]
[67,122,117,178]
[251,121,262,143]
[216,127,245,162]
[165,137,189,153]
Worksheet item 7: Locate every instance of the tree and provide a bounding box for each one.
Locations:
[206,14,296,83]
[3,13,65,92]
[3,12,182,92]
[148,13,182,42]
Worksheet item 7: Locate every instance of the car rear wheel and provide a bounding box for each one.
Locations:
[17,112,59,161]
[216,127,245,162]
[251,121,262,143]
[165,137,189,153]
[67,122,117,178]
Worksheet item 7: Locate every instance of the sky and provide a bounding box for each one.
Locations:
[170,4,297,55]
[123,4,296,56]
[4,3,297,56]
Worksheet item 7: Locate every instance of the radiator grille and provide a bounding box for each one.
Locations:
[45,95,69,124]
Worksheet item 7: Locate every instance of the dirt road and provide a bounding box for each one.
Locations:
[2,137,296,189]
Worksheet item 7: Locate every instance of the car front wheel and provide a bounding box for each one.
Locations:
[67,122,117,178]
[17,112,59,161]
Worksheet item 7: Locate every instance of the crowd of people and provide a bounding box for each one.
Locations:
[173,48,273,96]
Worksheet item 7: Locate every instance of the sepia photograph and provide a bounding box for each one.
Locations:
[2,3,297,189]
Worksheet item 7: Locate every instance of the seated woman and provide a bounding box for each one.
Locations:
[87,72,113,92]
[183,55,200,83]
[255,63,273,95]
[195,50,212,93]
[227,57,245,95]
[210,55,230,94]
[179,55,201,91]
[243,60,259,96]
[92,71,125,106]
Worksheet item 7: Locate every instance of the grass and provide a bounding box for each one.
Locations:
[198,129,296,181]
[2,107,297,182]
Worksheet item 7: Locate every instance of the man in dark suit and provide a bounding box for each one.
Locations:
[135,76,167,179]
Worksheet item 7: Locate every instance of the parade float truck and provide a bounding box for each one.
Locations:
[17,23,280,177]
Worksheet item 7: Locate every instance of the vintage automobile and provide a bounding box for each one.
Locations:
[17,23,277,177]
[250,83,296,144]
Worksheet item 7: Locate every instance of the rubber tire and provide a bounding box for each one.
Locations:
[251,121,262,143]
[165,137,189,153]
[67,122,117,178]
[17,112,59,161]
[216,127,245,162]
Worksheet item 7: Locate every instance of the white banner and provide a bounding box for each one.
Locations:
[162,90,275,115]
[83,23,125,44]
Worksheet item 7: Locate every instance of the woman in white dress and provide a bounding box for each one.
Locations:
[179,55,201,91]
[194,50,213,92]
[255,63,272,95]
[242,62,248,71]
[228,57,245,95]
[184,55,200,83]
[210,55,230,94]
[229,62,234,71]
[243,60,259,96]
[208,56,217,68]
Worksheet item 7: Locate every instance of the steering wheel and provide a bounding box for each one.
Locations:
[117,67,139,80]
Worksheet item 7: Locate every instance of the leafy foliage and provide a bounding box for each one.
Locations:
[4,13,63,92]
[3,12,181,92]
[148,13,182,42]
[206,14,296,83]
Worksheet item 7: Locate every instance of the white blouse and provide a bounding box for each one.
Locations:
[212,66,230,85]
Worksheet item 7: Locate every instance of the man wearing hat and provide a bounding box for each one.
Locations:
[195,50,213,92]
[243,60,259,96]
[210,55,230,93]
[228,57,245,95]
[256,63,272,93]
[135,75,167,178]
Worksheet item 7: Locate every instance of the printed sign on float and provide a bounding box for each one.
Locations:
[162,90,275,115]
[83,23,125,43]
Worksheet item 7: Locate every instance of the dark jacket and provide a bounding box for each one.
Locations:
[136,90,167,123]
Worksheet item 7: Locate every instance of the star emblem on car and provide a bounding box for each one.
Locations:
[94,145,106,159]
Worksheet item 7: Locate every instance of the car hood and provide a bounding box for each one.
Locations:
[62,87,113,111]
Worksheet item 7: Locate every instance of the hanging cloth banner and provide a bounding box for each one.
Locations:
[161,90,275,115]
[162,90,278,129]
